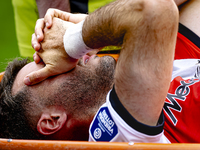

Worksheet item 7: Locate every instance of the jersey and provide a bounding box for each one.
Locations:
[89,23,200,143]
[89,87,169,143]
[174,23,200,60]
[163,23,200,143]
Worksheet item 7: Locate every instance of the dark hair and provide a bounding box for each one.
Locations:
[0,58,40,139]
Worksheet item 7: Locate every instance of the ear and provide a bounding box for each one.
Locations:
[37,107,67,135]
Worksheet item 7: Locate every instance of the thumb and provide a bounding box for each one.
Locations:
[24,66,54,85]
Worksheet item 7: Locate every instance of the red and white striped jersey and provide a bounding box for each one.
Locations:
[164,23,200,143]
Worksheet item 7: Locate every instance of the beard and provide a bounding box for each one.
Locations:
[19,55,116,141]
[95,55,116,92]
[54,55,116,117]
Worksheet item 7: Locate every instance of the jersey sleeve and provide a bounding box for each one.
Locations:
[175,23,200,59]
[89,87,169,143]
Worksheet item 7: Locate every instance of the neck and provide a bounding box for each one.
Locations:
[65,116,93,141]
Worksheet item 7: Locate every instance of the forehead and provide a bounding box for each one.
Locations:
[12,62,44,95]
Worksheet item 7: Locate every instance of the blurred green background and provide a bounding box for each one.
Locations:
[0,0,20,73]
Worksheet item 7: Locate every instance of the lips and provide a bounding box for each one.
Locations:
[83,55,91,65]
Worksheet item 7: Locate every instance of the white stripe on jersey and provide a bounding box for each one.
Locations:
[89,90,170,143]
[172,59,200,81]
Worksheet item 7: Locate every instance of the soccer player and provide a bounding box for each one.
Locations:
[1,0,179,142]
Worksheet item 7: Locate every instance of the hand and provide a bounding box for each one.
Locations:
[32,9,88,51]
[44,8,88,28]
[33,52,42,64]
[24,18,78,85]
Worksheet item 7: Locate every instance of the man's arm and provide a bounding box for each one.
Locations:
[82,0,179,125]
[36,0,71,18]
[29,0,178,126]
[32,0,186,51]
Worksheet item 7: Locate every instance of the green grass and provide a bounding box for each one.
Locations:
[0,0,20,73]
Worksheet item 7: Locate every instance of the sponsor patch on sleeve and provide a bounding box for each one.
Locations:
[90,107,118,141]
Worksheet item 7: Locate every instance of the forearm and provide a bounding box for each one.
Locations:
[82,0,187,48]
[63,0,130,59]
[82,0,184,49]
[36,0,70,18]
[82,0,130,49]
[81,0,179,126]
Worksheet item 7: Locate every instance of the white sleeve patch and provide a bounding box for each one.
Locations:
[89,106,118,141]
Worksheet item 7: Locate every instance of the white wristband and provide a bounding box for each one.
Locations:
[63,20,92,59]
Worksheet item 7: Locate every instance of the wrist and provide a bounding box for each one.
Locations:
[63,20,92,59]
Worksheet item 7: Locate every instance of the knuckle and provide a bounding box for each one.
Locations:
[36,18,42,25]
[34,25,38,33]
[31,43,35,49]
[47,8,54,13]
[31,34,35,42]
[32,33,35,38]
[35,18,44,28]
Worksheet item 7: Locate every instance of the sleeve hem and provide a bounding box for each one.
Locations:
[109,85,164,136]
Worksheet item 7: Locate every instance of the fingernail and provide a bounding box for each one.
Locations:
[34,45,39,51]
[24,76,31,85]
[37,34,40,39]
[46,22,49,27]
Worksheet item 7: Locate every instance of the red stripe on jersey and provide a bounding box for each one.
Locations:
[175,33,200,59]
[164,31,200,143]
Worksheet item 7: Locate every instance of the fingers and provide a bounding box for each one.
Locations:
[32,33,40,51]
[44,9,67,28]
[24,66,54,85]
[44,8,88,27]
[32,18,45,51]
[35,18,45,43]
[33,52,42,64]
[69,13,88,24]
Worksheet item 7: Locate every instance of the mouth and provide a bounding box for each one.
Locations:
[82,55,95,65]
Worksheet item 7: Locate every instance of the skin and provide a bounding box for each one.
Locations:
[82,0,178,126]
[30,0,178,127]
[13,54,106,95]
[83,0,185,126]
[12,53,115,140]
[25,16,88,85]
[16,0,178,140]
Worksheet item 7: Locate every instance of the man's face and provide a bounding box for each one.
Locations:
[12,54,116,115]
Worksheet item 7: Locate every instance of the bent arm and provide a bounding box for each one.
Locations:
[29,0,179,127]
[82,0,179,126]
